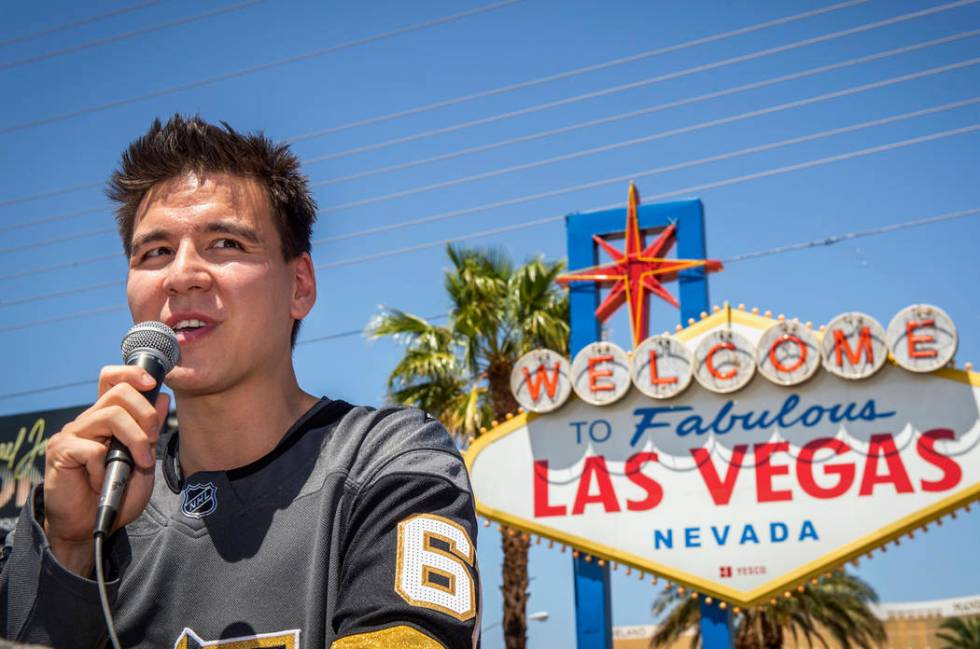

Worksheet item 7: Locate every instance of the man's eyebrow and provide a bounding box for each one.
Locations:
[130,228,170,253]
[203,221,261,244]
[130,222,263,252]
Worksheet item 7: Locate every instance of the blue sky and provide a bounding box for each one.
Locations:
[1,1,978,646]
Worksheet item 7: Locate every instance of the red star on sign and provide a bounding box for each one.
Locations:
[556,183,723,347]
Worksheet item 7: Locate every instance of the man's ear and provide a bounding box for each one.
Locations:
[289,252,316,320]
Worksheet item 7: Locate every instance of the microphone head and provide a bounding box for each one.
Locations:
[121,321,181,373]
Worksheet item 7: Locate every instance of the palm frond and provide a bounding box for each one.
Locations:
[651,571,885,649]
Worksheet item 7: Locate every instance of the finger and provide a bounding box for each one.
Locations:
[94,383,162,442]
[98,365,156,398]
[85,405,156,469]
[47,437,110,494]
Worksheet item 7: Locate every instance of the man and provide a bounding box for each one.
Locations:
[0,115,481,648]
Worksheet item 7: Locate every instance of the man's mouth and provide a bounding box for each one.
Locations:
[166,315,218,344]
[174,318,208,333]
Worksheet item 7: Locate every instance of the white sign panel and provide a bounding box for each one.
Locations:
[465,308,979,605]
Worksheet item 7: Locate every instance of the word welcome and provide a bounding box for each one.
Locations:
[510,304,957,412]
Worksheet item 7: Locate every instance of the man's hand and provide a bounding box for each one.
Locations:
[42,365,169,577]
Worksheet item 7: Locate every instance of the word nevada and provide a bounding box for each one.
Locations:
[510,304,958,412]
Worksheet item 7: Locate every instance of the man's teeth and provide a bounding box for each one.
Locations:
[175,319,207,331]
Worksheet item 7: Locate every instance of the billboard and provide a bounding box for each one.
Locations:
[465,305,978,606]
[0,405,86,535]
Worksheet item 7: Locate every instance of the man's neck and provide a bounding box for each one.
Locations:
[172,365,320,476]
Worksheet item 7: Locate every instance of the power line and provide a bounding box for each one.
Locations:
[284,0,870,144]
[0,205,107,234]
[0,181,104,209]
[0,303,128,333]
[311,95,980,246]
[316,60,980,215]
[0,0,266,71]
[299,0,980,165]
[12,204,964,397]
[0,0,164,49]
[0,313,449,400]
[3,195,973,401]
[0,379,100,401]
[0,0,523,136]
[9,27,974,241]
[0,40,980,260]
[721,208,980,263]
[312,123,980,270]
[0,253,120,283]
[310,29,980,189]
[0,226,116,256]
[0,0,900,207]
[4,98,978,305]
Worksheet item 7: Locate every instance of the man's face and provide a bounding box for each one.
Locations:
[126,172,315,395]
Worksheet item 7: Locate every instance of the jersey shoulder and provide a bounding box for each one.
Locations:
[328,404,469,496]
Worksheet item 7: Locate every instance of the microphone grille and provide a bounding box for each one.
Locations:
[121,321,181,373]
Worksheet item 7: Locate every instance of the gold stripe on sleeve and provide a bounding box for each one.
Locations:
[330,625,446,649]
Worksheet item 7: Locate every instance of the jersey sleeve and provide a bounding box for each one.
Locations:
[0,485,120,648]
[330,409,480,649]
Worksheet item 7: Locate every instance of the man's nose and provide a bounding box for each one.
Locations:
[162,241,213,294]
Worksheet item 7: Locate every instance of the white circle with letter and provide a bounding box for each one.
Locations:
[510,348,571,413]
[820,311,887,379]
[570,341,631,405]
[631,335,694,399]
[693,329,756,394]
[756,320,821,386]
[886,304,957,373]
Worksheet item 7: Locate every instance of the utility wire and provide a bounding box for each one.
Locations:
[312,123,980,270]
[4,98,978,304]
[10,27,974,240]
[299,0,980,165]
[721,208,980,263]
[0,0,901,207]
[316,61,980,215]
[0,181,104,209]
[0,206,107,234]
[0,303,129,333]
[0,0,164,49]
[0,0,966,205]
[0,0,265,72]
[310,29,980,189]
[311,96,980,245]
[5,45,978,258]
[0,226,116,255]
[284,0,870,143]
[0,0,523,136]
[0,253,121,282]
[0,313,449,400]
[5,204,971,400]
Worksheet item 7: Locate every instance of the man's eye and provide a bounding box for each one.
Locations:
[212,238,243,250]
[142,247,172,260]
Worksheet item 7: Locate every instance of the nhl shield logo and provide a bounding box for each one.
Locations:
[181,482,218,519]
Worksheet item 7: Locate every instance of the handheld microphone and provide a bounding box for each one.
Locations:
[93,321,181,538]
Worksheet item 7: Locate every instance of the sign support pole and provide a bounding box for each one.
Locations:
[566,198,732,649]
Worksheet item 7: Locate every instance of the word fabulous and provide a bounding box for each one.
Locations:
[510,304,957,412]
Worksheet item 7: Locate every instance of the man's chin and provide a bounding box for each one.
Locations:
[165,368,224,396]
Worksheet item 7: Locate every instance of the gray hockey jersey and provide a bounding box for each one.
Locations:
[0,398,481,648]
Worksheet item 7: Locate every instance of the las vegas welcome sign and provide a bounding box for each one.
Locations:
[464,304,979,606]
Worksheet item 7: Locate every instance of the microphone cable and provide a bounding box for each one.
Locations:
[95,533,124,649]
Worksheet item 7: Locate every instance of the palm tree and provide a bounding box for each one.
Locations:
[650,571,886,649]
[936,616,980,649]
[368,244,569,649]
